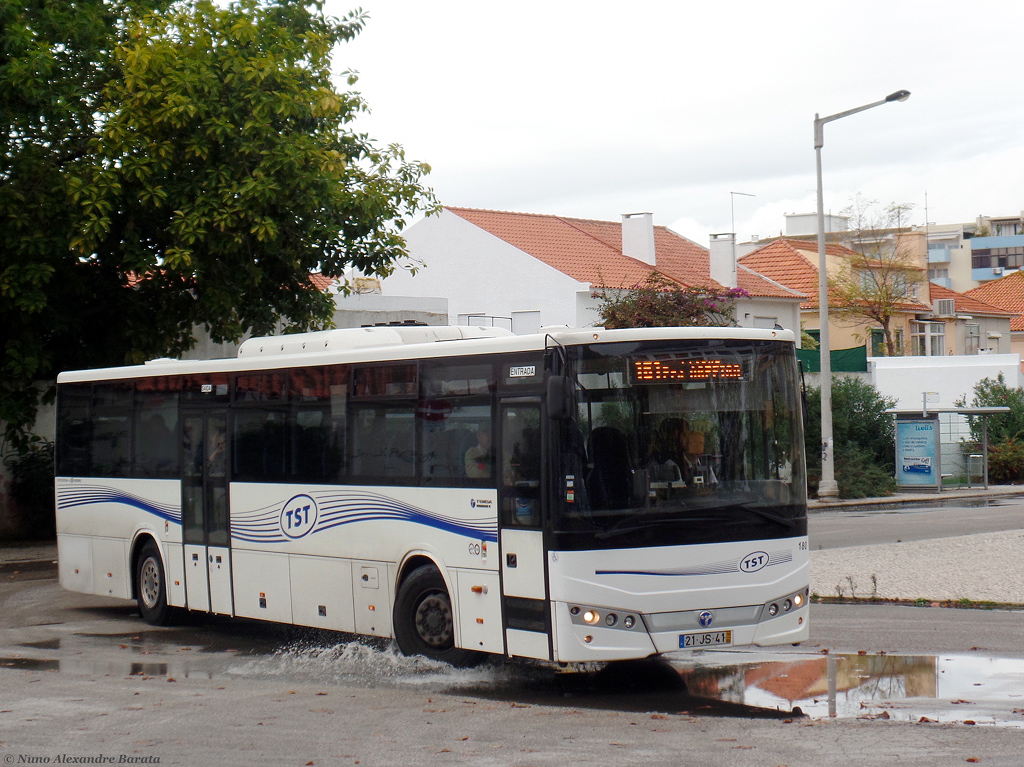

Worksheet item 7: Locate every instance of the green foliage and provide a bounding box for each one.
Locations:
[956,374,1024,484]
[986,438,1024,484]
[804,377,897,498]
[1,438,55,540]
[595,272,749,329]
[956,373,1024,444]
[1,0,437,447]
[832,443,897,499]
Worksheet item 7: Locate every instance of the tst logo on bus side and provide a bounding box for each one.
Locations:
[280,494,319,539]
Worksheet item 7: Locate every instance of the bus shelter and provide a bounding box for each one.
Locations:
[885,406,1011,492]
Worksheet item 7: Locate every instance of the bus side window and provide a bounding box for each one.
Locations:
[56,384,93,476]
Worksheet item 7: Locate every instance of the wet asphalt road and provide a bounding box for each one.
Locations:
[2,554,1023,764]
[808,494,1024,549]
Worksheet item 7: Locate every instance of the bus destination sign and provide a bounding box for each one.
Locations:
[631,358,745,383]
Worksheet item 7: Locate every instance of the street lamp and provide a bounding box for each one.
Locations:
[730,191,754,289]
[814,89,910,500]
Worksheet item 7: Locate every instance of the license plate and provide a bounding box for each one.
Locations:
[679,630,732,648]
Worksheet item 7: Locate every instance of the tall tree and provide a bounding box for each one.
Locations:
[0,0,437,447]
[595,272,747,329]
[829,196,924,356]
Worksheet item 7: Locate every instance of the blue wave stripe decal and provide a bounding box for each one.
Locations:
[230,490,498,544]
[56,485,181,524]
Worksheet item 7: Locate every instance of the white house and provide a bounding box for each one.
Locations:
[381,207,805,337]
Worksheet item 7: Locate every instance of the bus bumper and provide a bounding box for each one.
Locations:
[551,590,810,663]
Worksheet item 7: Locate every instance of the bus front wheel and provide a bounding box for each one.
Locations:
[393,566,478,667]
[135,540,175,626]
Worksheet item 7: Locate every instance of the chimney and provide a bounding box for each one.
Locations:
[709,233,737,288]
[621,212,656,266]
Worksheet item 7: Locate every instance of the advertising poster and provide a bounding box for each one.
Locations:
[896,418,939,490]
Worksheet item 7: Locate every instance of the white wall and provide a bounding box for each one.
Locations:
[734,297,802,346]
[383,209,593,330]
[870,354,1023,410]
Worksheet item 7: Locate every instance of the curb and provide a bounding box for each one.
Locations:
[0,559,58,574]
[809,487,1024,512]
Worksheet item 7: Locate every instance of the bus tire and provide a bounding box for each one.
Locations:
[393,566,478,667]
[136,540,174,626]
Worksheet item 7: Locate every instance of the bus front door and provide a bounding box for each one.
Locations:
[182,411,233,615]
[497,398,551,660]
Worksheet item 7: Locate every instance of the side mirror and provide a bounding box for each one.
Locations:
[546,376,572,421]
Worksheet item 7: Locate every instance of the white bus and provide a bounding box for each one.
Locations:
[55,324,809,665]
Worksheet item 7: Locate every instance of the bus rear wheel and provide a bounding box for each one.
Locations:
[135,540,175,626]
[393,566,478,667]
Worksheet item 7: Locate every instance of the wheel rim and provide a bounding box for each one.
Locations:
[414,591,453,648]
[140,557,161,609]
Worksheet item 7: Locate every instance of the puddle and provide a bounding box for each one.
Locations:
[4,625,1023,726]
[0,657,60,672]
[20,638,61,650]
[674,652,1024,727]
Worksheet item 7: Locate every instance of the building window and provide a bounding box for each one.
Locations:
[869,329,885,357]
[911,322,945,357]
[965,324,981,355]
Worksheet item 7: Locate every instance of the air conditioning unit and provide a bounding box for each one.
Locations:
[992,267,1004,274]
[933,298,956,317]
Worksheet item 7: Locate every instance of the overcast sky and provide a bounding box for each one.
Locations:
[325,0,1024,247]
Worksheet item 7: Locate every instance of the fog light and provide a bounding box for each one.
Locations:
[583,610,600,625]
[605,613,618,627]
[783,599,792,612]
[793,593,804,608]
[584,635,593,643]
[768,603,779,616]
[570,606,580,616]
[624,615,636,629]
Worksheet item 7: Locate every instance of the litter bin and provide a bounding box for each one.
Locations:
[968,454,984,488]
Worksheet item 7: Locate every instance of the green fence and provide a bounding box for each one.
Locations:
[797,345,868,373]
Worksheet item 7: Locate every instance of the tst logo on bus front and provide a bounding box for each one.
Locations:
[280,494,319,539]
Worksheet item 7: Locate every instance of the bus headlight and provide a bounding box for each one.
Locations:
[569,605,642,632]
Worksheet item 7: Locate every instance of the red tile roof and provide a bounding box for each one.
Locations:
[738,240,823,309]
[449,207,660,290]
[928,282,1018,318]
[739,238,930,311]
[446,207,803,299]
[965,271,1024,331]
[309,273,337,291]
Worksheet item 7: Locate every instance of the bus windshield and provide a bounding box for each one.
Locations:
[554,338,806,549]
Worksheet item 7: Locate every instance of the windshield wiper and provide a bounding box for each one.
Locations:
[594,515,720,540]
[718,503,796,530]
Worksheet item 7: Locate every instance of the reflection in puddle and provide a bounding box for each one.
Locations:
[676,652,1024,727]
[20,638,61,650]
[0,657,60,672]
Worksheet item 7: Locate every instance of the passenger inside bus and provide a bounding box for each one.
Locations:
[464,427,492,478]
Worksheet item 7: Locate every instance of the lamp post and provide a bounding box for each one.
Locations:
[814,89,910,499]
[730,191,755,286]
